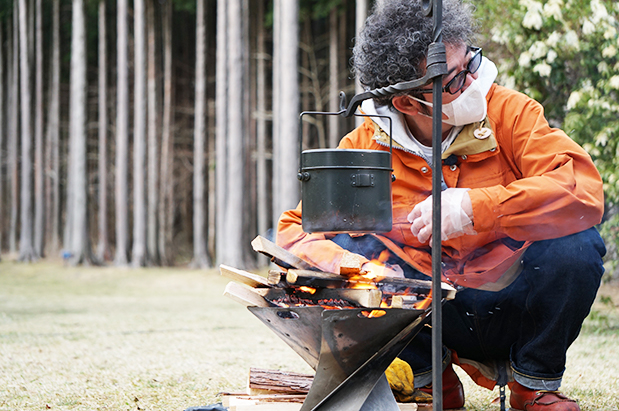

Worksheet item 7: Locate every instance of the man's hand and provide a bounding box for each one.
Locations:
[407,187,476,244]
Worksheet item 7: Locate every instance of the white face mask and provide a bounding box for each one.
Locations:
[410,57,498,126]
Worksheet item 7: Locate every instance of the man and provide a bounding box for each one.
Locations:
[276,0,606,410]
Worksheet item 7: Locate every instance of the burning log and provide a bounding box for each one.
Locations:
[338,252,365,275]
[391,295,424,309]
[286,269,455,300]
[285,270,350,289]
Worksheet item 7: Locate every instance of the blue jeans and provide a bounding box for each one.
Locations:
[332,227,606,390]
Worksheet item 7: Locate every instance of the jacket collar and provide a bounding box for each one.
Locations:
[361,99,498,159]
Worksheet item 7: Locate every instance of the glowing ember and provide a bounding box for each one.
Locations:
[298,286,317,294]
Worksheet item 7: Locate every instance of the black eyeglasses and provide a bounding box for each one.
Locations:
[414,47,482,95]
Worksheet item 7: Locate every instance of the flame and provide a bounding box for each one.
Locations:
[346,250,392,289]
[360,310,386,318]
[413,289,432,310]
[298,286,317,294]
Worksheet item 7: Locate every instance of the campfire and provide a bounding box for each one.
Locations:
[222,235,455,311]
[221,235,456,411]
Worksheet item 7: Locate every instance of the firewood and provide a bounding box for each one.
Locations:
[223,395,304,411]
[286,269,455,300]
[251,236,320,271]
[248,368,313,395]
[220,264,271,288]
[336,288,382,307]
[267,270,287,287]
[391,295,422,309]
[222,393,420,410]
[285,270,346,288]
[339,251,365,275]
[223,282,274,307]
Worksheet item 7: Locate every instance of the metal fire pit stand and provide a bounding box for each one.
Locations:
[249,306,432,411]
[340,0,448,409]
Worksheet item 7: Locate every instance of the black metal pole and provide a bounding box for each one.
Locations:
[428,0,444,410]
[339,2,447,407]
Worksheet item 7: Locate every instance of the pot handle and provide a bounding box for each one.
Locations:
[298,94,393,179]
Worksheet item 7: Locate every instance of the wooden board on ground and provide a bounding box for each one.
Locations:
[222,394,421,411]
[251,236,320,271]
[221,368,425,410]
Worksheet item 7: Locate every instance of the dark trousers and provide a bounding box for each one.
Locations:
[332,227,606,389]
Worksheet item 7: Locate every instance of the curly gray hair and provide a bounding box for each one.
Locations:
[352,0,476,106]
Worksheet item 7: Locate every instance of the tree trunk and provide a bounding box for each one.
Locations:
[222,0,246,266]
[46,0,61,254]
[271,0,280,230]
[114,0,130,265]
[28,0,33,63]
[146,0,160,265]
[9,2,19,255]
[255,0,268,266]
[0,21,4,257]
[328,7,340,148]
[132,0,147,267]
[355,0,367,97]
[159,0,174,265]
[67,0,93,265]
[33,0,44,257]
[191,0,210,268]
[96,0,110,261]
[272,0,299,225]
[215,0,227,265]
[18,0,37,262]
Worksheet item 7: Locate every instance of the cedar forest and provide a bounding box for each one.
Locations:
[0,0,617,280]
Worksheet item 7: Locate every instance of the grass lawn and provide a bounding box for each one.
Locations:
[0,260,617,410]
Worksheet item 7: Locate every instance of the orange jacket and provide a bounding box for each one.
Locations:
[277,84,604,289]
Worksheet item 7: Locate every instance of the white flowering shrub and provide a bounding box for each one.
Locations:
[474,0,619,277]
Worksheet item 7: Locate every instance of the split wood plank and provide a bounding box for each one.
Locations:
[251,236,320,271]
[267,270,287,287]
[391,295,423,309]
[227,399,302,411]
[220,264,271,288]
[339,251,365,275]
[223,394,420,411]
[285,270,349,288]
[223,282,274,308]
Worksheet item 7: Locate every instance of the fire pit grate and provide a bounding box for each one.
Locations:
[221,236,456,411]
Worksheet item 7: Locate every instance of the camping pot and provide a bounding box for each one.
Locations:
[299,148,394,233]
[297,108,395,233]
